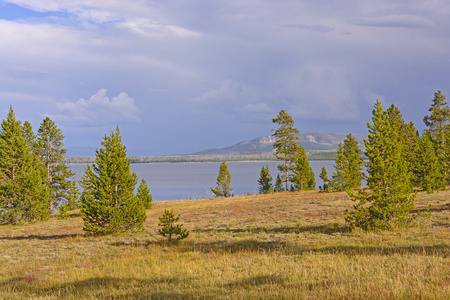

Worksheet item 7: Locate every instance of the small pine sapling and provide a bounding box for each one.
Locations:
[158,209,189,242]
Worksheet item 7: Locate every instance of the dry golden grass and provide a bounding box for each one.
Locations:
[1,190,450,299]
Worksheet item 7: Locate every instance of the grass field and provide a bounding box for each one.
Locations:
[1,190,450,299]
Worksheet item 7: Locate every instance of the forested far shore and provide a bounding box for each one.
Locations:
[63,150,353,164]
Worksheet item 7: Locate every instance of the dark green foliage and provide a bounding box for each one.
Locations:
[58,203,69,220]
[258,164,273,194]
[292,146,314,190]
[0,107,50,224]
[423,91,450,181]
[274,174,284,192]
[272,110,300,191]
[65,181,80,211]
[80,127,146,235]
[319,166,331,192]
[331,143,347,191]
[210,160,232,197]
[331,134,364,191]
[423,91,450,152]
[35,117,78,212]
[137,179,153,209]
[346,101,415,230]
[158,209,189,242]
[343,134,364,188]
[22,121,36,150]
[414,131,446,193]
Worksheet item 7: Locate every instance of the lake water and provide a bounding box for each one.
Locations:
[70,160,354,201]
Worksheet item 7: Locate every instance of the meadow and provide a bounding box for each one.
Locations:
[1,190,449,299]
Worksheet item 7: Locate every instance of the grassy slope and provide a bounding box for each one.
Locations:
[1,190,449,299]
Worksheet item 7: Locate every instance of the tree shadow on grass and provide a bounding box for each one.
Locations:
[1,276,215,299]
[194,224,352,235]
[0,233,82,240]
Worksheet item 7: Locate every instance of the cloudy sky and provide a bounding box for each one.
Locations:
[1,0,450,155]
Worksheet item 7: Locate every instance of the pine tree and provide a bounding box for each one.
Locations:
[272,110,300,191]
[387,106,419,173]
[331,135,364,191]
[257,164,273,194]
[274,174,284,192]
[308,166,316,190]
[331,142,347,191]
[158,209,189,242]
[80,127,146,235]
[423,91,450,181]
[22,121,36,150]
[0,107,50,224]
[136,179,153,209]
[414,131,446,193]
[35,117,77,212]
[210,160,232,197]
[319,166,331,192]
[292,146,313,190]
[423,91,450,151]
[346,101,415,230]
[343,134,364,188]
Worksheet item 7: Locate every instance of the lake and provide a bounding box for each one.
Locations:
[70,160,354,201]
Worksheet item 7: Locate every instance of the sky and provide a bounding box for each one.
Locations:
[1,0,450,156]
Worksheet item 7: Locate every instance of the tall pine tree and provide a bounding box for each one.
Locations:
[423,91,450,181]
[80,127,146,235]
[331,142,347,191]
[272,110,300,191]
[346,101,415,230]
[414,131,446,193]
[0,107,49,224]
[36,117,77,212]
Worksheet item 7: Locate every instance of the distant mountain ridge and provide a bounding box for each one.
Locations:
[193,133,367,155]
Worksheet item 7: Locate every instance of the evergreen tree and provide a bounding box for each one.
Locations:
[319,166,331,192]
[331,135,364,191]
[22,121,36,150]
[414,131,446,193]
[423,91,450,181]
[65,181,80,211]
[343,134,364,188]
[346,101,415,230]
[80,127,146,235]
[158,209,189,242]
[272,110,300,191]
[257,164,273,194]
[387,105,419,173]
[210,160,232,197]
[423,91,450,151]
[274,174,284,192]
[307,166,316,190]
[0,107,50,224]
[136,179,153,209]
[292,146,313,190]
[35,117,77,212]
[331,142,347,191]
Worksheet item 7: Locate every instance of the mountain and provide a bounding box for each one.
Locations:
[193,133,367,155]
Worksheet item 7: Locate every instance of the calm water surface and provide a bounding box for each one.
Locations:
[70,160,348,201]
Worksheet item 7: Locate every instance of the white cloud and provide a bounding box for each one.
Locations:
[122,18,201,38]
[50,89,140,126]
